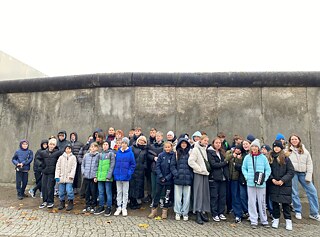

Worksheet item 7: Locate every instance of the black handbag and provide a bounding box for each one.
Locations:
[252,156,265,185]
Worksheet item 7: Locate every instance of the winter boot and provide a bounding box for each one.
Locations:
[58,200,65,210]
[196,211,204,225]
[66,200,74,211]
[272,218,279,228]
[162,208,168,219]
[285,219,293,231]
[148,208,158,219]
[200,212,209,222]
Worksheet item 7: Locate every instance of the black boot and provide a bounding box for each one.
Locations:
[66,200,74,211]
[58,200,65,210]
[200,212,209,222]
[196,211,204,225]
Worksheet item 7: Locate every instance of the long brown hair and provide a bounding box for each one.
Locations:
[288,134,304,154]
[211,137,226,157]
[268,150,286,166]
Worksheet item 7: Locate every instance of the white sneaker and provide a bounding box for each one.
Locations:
[175,213,181,220]
[285,219,293,231]
[295,212,302,220]
[272,218,279,229]
[114,207,122,216]
[309,214,320,221]
[183,215,188,221]
[122,208,128,216]
[213,216,220,222]
[219,214,227,220]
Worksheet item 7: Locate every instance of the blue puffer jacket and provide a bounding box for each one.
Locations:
[113,147,136,181]
[156,151,175,185]
[242,152,271,188]
[170,138,193,186]
[81,152,100,179]
[12,140,34,171]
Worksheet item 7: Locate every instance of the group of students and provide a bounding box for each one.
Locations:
[12,127,320,231]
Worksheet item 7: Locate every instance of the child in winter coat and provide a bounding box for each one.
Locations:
[81,142,100,213]
[170,138,193,221]
[29,139,48,198]
[148,141,175,219]
[268,140,294,230]
[12,139,34,200]
[95,141,115,216]
[113,137,136,217]
[55,144,77,211]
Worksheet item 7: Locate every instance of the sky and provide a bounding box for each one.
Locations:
[1,0,320,77]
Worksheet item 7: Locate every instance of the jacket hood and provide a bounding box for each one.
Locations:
[178,133,189,140]
[120,146,132,153]
[19,139,29,150]
[176,138,191,151]
[207,145,215,151]
[58,130,67,141]
[40,139,49,150]
[70,132,78,142]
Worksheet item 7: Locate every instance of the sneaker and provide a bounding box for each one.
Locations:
[28,189,35,198]
[94,206,105,215]
[262,224,270,228]
[219,214,227,220]
[251,224,258,229]
[39,202,47,208]
[159,199,164,208]
[235,217,241,223]
[309,214,320,221]
[122,208,128,216]
[114,207,122,216]
[285,219,293,231]
[213,216,220,222]
[272,218,279,229]
[82,206,91,213]
[104,207,112,217]
[90,207,95,213]
[47,203,54,208]
[295,212,302,220]
[17,195,23,200]
[183,215,189,221]
[175,213,181,220]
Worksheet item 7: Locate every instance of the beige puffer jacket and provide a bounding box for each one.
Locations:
[288,144,313,182]
[188,141,209,176]
[55,152,77,183]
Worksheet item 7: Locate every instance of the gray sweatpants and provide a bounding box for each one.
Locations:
[116,181,129,209]
[247,186,268,225]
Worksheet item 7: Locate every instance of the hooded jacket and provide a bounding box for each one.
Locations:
[96,149,116,181]
[188,141,210,176]
[207,146,229,181]
[170,138,193,186]
[113,147,136,181]
[57,130,71,151]
[40,148,64,175]
[81,151,100,179]
[55,152,77,183]
[12,140,34,172]
[70,132,84,157]
[33,139,48,172]
[156,150,175,185]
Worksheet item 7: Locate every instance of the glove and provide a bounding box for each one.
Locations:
[55,178,60,183]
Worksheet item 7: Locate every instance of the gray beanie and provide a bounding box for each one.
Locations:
[250,139,261,149]
[122,137,130,145]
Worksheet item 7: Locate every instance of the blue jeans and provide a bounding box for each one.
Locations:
[174,185,191,216]
[98,181,113,207]
[239,184,248,214]
[59,183,74,201]
[16,171,28,197]
[292,172,319,216]
[230,180,243,218]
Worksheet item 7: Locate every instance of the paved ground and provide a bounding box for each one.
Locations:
[0,184,320,237]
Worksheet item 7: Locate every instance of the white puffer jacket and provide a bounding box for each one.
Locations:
[188,141,209,176]
[55,152,77,183]
[288,144,313,182]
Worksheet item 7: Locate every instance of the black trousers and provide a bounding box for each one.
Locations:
[83,178,97,207]
[33,171,42,194]
[272,201,291,220]
[42,174,55,203]
[209,180,227,217]
[16,171,28,196]
[153,183,171,208]
[73,164,82,189]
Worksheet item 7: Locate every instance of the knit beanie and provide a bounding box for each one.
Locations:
[275,133,285,141]
[272,140,284,150]
[167,131,175,137]
[247,134,256,142]
[250,139,261,149]
[122,137,130,145]
[261,144,271,152]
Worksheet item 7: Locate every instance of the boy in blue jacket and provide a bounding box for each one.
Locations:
[113,137,136,217]
[12,139,34,200]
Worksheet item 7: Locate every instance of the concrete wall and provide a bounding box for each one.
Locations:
[1,86,320,193]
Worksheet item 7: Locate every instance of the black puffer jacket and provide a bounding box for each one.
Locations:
[147,141,164,172]
[70,132,84,158]
[57,130,71,151]
[33,139,48,172]
[40,148,64,175]
[207,146,229,181]
[156,151,174,185]
[170,138,193,186]
[268,153,295,204]
[129,144,148,199]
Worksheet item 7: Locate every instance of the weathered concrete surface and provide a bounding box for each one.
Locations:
[1,86,320,195]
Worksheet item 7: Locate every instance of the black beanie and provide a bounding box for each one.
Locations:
[273,140,284,150]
